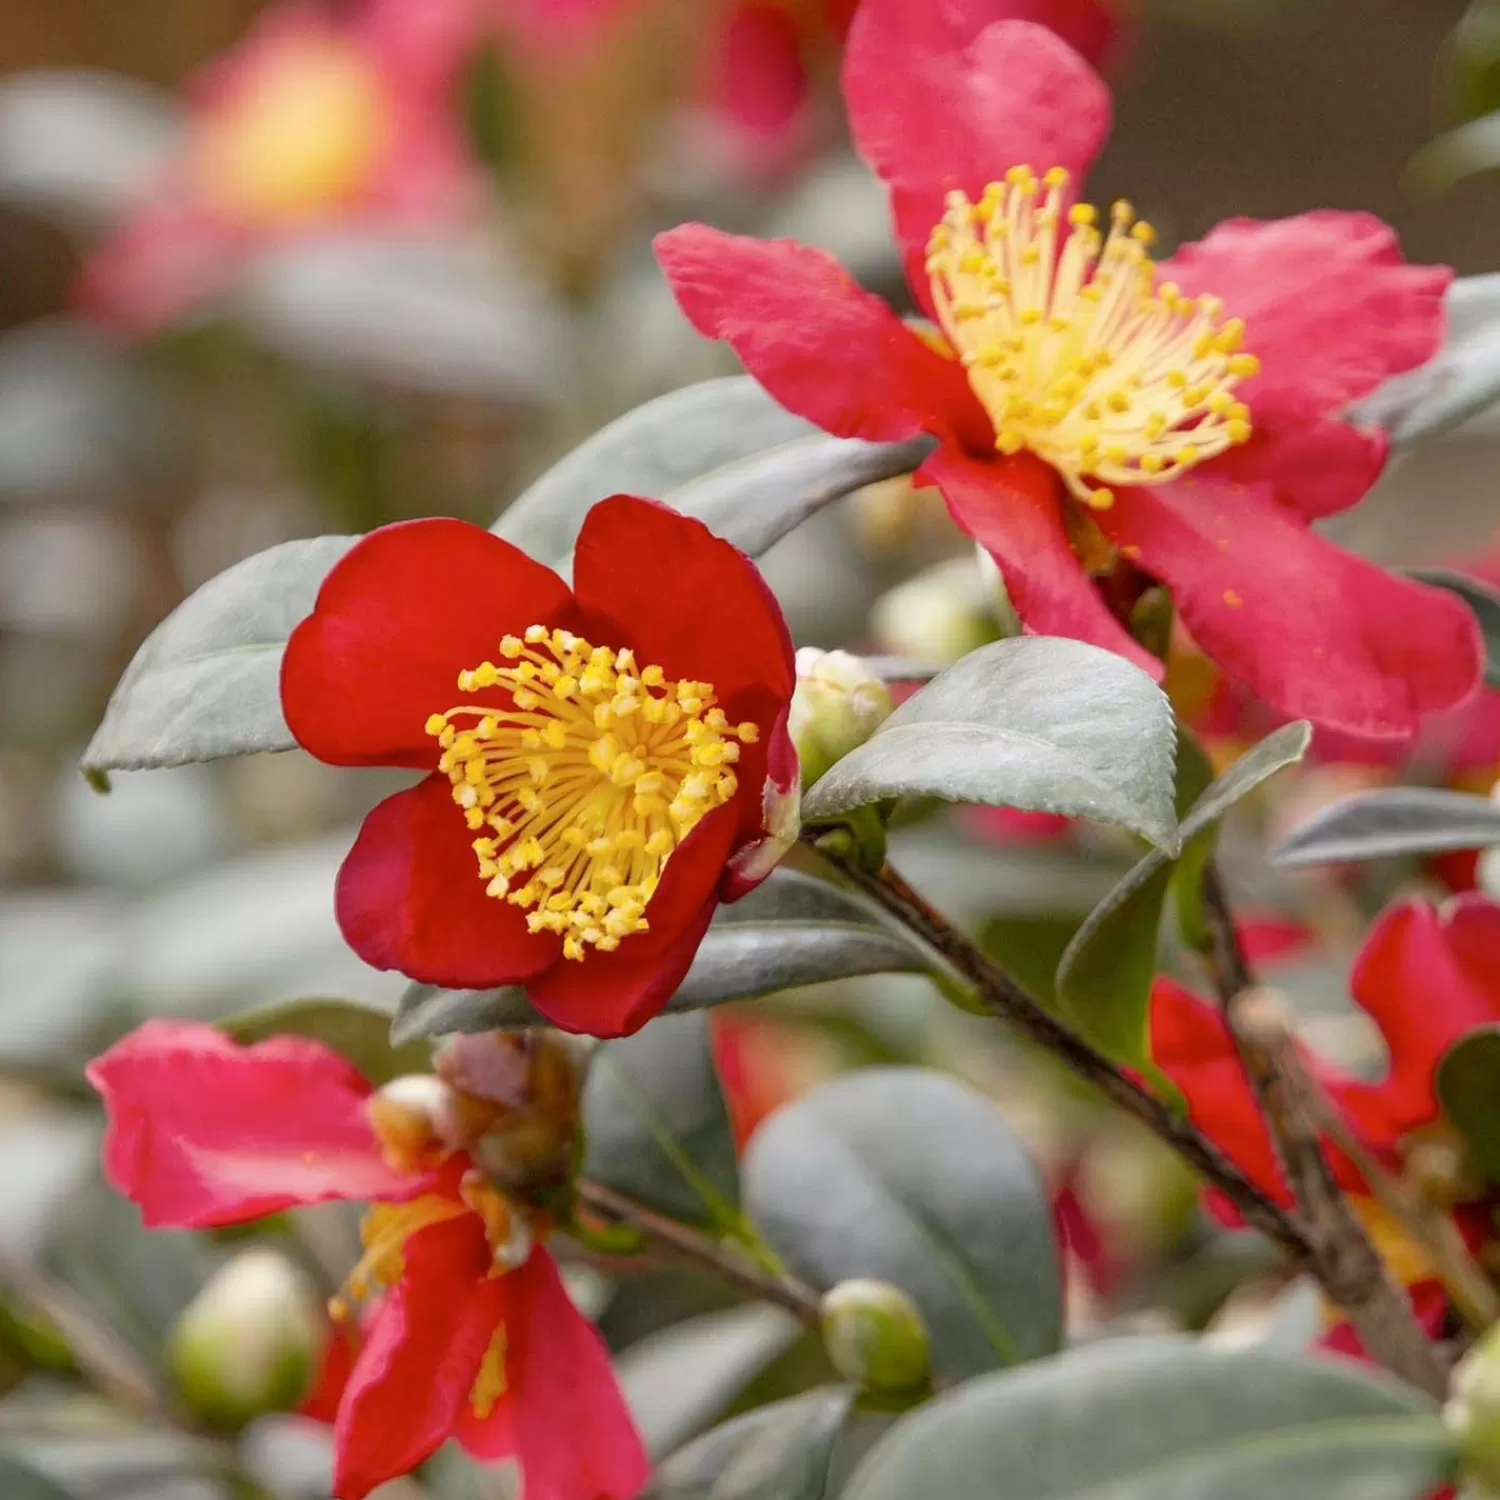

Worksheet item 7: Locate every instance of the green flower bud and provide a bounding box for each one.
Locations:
[820,1279,931,1396]
[788,649,894,789]
[169,1249,322,1432]
[1447,1322,1500,1495]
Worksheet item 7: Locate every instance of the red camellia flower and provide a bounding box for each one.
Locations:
[87,1021,648,1500]
[281,495,798,1037]
[655,0,1483,739]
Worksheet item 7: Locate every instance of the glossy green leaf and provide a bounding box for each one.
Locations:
[802,638,1180,852]
[81,534,356,773]
[842,1338,1454,1500]
[1351,273,1500,445]
[745,1068,1061,1382]
[390,870,927,1041]
[1054,722,1310,1068]
[1407,567,1500,689]
[642,1388,887,1500]
[1437,1024,1500,1178]
[618,1304,803,1459]
[221,997,430,1086]
[1271,786,1500,868]
[583,1012,740,1231]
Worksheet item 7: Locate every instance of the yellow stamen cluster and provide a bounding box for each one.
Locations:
[328,1195,468,1323]
[426,625,758,961]
[925,165,1260,510]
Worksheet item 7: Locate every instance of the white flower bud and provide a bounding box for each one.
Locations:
[820,1279,930,1396]
[788,649,894,788]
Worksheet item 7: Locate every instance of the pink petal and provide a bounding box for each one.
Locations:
[85,1021,417,1229]
[655,223,987,446]
[1100,476,1482,738]
[1159,213,1451,427]
[844,14,1110,281]
[333,1215,505,1500]
[1213,418,1388,521]
[920,446,1160,676]
[457,1248,648,1500]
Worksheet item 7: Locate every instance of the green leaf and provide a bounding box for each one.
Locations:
[81,534,356,773]
[1436,1024,1500,1178]
[802,638,1180,852]
[583,1013,740,1232]
[618,1304,804,1460]
[0,1452,77,1500]
[1271,785,1500,867]
[496,374,928,572]
[642,1388,887,1500]
[1351,273,1500,446]
[744,1068,1061,1382]
[390,870,928,1041]
[841,1338,1454,1500]
[221,997,430,1086]
[1055,722,1310,1069]
[1407,567,1500,689]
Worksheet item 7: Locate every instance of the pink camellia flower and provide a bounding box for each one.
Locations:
[78,0,486,332]
[88,1020,648,1500]
[656,0,1483,739]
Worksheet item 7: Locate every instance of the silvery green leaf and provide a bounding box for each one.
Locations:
[745,1068,1061,1382]
[802,637,1180,852]
[841,1338,1451,1500]
[583,1013,740,1230]
[81,536,356,773]
[1271,786,1500,867]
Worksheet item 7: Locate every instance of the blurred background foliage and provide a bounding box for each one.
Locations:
[2,0,1500,1496]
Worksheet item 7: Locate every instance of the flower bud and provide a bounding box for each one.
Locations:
[168,1249,322,1432]
[870,555,1006,666]
[788,649,894,788]
[1447,1322,1500,1495]
[820,1279,930,1396]
[367,1073,470,1169]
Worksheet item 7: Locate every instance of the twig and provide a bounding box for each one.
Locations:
[575,1179,823,1329]
[1198,863,1450,1398]
[827,855,1310,1261]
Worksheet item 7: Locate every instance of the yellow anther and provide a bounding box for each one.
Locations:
[426,629,757,961]
[922,166,1258,505]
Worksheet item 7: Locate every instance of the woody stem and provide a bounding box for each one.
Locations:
[824,852,1310,1260]
[574,1179,823,1329]
[1197,861,1450,1398]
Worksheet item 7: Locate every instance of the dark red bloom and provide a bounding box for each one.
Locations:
[655,0,1482,739]
[281,495,797,1037]
[87,1021,647,1500]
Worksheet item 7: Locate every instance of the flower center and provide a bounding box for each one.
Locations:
[925,165,1260,511]
[427,625,758,962]
[328,1194,469,1322]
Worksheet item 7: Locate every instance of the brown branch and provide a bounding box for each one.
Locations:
[575,1179,823,1329]
[830,856,1310,1262]
[1198,862,1450,1398]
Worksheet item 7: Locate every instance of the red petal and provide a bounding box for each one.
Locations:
[282,517,571,769]
[1341,896,1500,1136]
[527,813,733,1037]
[572,495,796,713]
[654,224,987,446]
[336,775,562,989]
[85,1021,415,1229]
[1159,213,1451,427]
[844,14,1110,280]
[1100,477,1482,738]
[333,1215,505,1500]
[1213,419,1388,521]
[457,1249,648,1500]
[920,446,1160,676]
